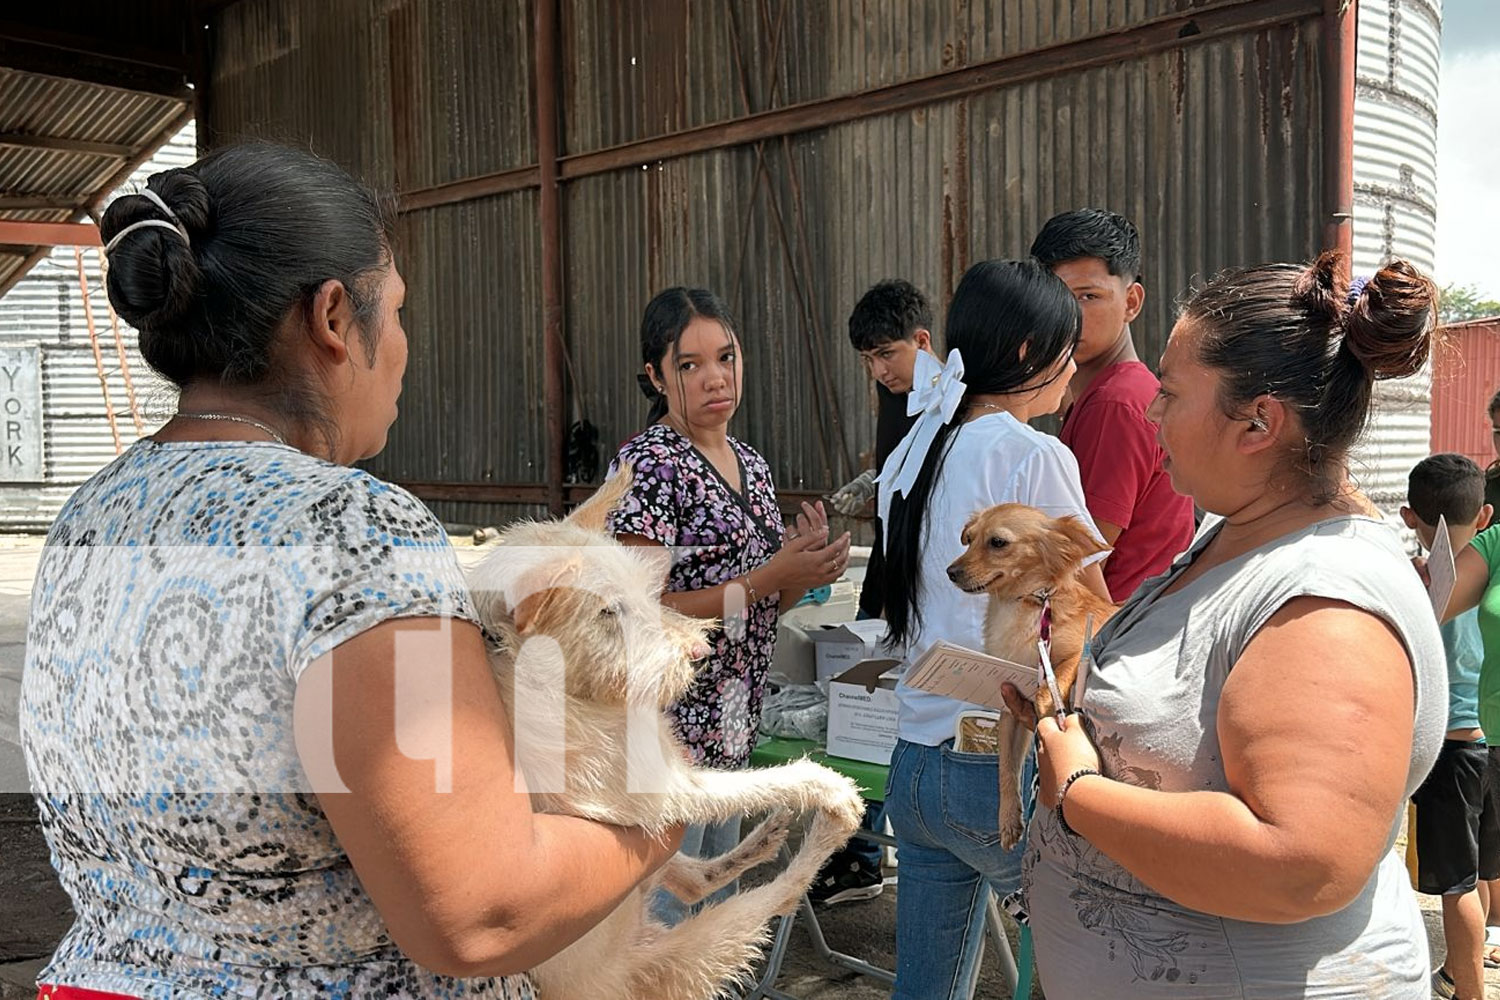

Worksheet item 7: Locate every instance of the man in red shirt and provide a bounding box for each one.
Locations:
[1030,209,1194,602]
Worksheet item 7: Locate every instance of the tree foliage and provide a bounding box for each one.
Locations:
[1440,283,1500,325]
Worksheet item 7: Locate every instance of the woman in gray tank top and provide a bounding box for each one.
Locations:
[1002,252,1447,998]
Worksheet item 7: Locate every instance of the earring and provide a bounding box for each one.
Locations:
[1248,417,1268,432]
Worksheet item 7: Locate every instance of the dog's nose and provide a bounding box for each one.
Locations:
[946,564,963,583]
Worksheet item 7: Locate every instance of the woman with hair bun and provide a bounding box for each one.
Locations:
[21,143,685,999]
[1003,252,1447,997]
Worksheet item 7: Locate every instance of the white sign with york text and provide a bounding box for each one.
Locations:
[0,347,43,481]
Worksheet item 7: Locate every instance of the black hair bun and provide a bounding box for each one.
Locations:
[99,168,211,334]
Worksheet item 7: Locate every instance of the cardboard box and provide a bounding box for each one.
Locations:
[804,619,889,683]
[824,657,903,765]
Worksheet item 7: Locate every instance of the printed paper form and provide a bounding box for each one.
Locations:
[1427,514,1457,620]
[903,640,1040,711]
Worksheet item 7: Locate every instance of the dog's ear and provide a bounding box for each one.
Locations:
[511,588,557,635]
[1049,514,1111,573]
[959,511,980,547]
[566,465,634,532]
[509,559,584,634]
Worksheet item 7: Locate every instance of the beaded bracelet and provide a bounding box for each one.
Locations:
[1057,767,1101,837]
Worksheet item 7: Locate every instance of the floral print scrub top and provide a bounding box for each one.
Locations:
[607,423,784,769]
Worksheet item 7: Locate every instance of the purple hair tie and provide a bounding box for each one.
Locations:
[1347,275,1370,305]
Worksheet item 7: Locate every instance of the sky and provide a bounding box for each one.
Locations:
[1435,0,1500,297]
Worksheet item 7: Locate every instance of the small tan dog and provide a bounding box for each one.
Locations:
[946,503,1117,848]
[467,471,865,1000]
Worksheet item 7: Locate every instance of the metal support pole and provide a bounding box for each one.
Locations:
[535,0,566,515]
[1321,0,1357,264]
[75,248,122,455]
[98,257,145,436]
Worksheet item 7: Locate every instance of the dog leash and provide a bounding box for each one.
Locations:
[1035,596,1067,725]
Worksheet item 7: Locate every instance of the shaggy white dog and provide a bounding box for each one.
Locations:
[467,471,865,1000]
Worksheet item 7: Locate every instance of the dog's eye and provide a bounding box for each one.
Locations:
[598,604,622,618]
[988,536,1009,549]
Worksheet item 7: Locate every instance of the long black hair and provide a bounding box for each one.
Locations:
[883,259,1081,647]
[636,287,738,425]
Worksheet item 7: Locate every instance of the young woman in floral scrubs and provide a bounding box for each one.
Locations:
[608,286,850,921]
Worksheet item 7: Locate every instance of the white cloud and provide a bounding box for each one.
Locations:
[1436,49,1500,297]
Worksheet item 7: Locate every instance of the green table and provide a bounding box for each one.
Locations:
[748,736,889,802]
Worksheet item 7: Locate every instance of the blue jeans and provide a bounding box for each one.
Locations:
[849,800,887,868]
[649,814,742,926]
[884,738,1029,1000]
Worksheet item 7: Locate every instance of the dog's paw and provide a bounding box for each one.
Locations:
[1000,812,1026,851]
[810,769,865,835]
[738,809,793,867]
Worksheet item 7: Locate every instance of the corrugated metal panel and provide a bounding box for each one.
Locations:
[561,18,1328,493]
[1431,321,1500,468]
[211,0,395,188]
[1348,0,1441,511]
[384,0,536,190]
[376,189,545,485]
[0,61,192,292]
[560,0,1202,153]
[965,23,1324,368]
[0,126,192,529]
[1356,376,1434,507]
[1351,0,1438,274]
[206,0,1338,527]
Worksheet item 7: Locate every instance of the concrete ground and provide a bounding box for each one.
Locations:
[0,533,1494,998]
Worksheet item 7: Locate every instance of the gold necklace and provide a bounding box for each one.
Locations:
[177,411,289,445]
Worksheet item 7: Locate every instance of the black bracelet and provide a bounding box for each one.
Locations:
[1057,767,1101,837]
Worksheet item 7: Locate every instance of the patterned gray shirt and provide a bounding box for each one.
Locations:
[1023,516,1445,999]
[21,440,534,999]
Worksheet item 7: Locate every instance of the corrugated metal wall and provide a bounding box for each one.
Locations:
[1431,320,1500,469]
[204,0,1335,528]
[0,127,192,529]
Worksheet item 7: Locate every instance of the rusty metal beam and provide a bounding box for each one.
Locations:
[535,0,566,517]
[0,103,193,298]
[0,220,101,247]
[0,195,81,211]
[0,19,190,72]
[397,165,540,213]
[0,20,192,99]
[1321,0,1357,264]
[394,0,1322,216]
[560,0,1321,178]
[0,132,134,158]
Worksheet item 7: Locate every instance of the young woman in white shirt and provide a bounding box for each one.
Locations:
[877,257,1111,999]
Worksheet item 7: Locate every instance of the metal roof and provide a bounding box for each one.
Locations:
[0,5,197,297]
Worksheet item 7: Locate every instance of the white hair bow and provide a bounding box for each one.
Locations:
[876,348,966,527]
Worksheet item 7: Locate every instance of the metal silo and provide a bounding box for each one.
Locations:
[1350,0,1443,511]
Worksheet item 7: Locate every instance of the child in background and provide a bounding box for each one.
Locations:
[1030,209,1194,601]
[1403,453,1496,1000]
[816,280,938,905]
